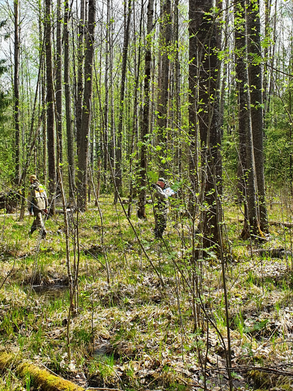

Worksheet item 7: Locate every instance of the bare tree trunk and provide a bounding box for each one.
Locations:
[263,0,272,111]
[190,1,223,249]
[157,0,171,177]
[42,63,47,185]
[174,0,182,177]
[14,0,20,185]
[77,0,95,210]
[76,0,85,144]
[56,0,62,165]
[137,0,154,219]
[103,0,111,180]
[198,3,222,250]
[109,2,115,189]
[247,0,268,233]
[64,0,75,199]
[45,0,56,213]
[267,0,277,117]
[245,87,259,238]
[235,0,261,239]
[235,0,249,234]
[188,0,198,211]
[114,0,132,202]
[127,0,144,217]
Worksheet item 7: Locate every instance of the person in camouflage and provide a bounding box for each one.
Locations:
[28,175,48,238]
[152,178,169,239]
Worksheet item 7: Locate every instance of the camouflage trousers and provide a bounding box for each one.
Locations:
[30,210,46,237]
[154,208,167,239]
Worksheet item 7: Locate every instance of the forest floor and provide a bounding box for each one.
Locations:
[0,192,293,390]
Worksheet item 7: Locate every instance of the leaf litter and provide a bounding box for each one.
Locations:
[1,204,293,390]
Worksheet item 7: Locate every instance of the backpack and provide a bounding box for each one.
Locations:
[163,186,176,198]
[32,184,46,210]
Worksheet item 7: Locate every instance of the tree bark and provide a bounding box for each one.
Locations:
[235,0,249,235]
[127,0,143,217]
[235,0,262,239]
[137,0,154,219]
[103,0,111,179]
[247,0,269,233]
[56,0,62,166]
[64,0,75,199]
[45,0,56,213]
[188,0,199,211]
[174,0,182,177]
[114,0,132,202]
[76,0,85,148]
[14,0,20,185]
[77,0,95,210]
[157,0,171,177]
[192,1,223,249]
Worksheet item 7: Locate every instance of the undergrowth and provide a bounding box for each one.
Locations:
[0,192,293,390]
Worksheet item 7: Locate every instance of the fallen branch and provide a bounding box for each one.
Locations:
[243,366,293,377]
[270,221,293,228]
[251,248,290,258]
[228,218,293,229]
[0,351,84,391]
[212,364,293,377]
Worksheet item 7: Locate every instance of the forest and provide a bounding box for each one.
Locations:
[0,0,293,390]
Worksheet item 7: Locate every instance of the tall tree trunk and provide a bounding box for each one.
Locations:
[235,0,261,239]
[157,0,171,177]
[235,0,249,235]
[114,0,132,202]
[196,2,223,250]
[174,0,182,177]
[127,0,143,218]
[45,0,56,213]
[137,0,154,219]
[245,85,259,238]
[109,0,115,189]
[267,0,277,117]
[76,0,85,144]
[42,61,47,184]
[77,0,95,210]
[263,0,272,112]
[64,0,75,198]
[14,0,20,185]
[103,0,111,180]
[56,0,62,165]
[188,0,198,211]
[247,0,268,233]
[190,1,222,246]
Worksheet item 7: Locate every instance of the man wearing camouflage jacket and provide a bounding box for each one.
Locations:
[152,178,169,239]
[28,175,48,239]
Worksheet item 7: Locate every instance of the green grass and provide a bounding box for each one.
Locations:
[0,193,293,389]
